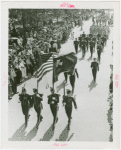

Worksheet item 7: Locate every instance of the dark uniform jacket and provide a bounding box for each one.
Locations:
[82,33,86,38]
[48,94,59,106]
[19,93,32,107]
[85,36,89,44]
[19,93,32,115]
[91,62,99,71]
[74,41,79,47]
[32,93,43,108]
[89,40,94,48]
[63,96,77,109]
[81,40,86,49]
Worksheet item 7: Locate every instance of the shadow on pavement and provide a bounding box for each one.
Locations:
[87,56,92,62]
[79,57,84,61]
[56,81,65,93]
[8,124,26,141]
[88,80,98,91]
[55,125,69,141]
[67,133,74,141]
[78,49,82,53]
[24,125,38,141]
[40,124,54,141]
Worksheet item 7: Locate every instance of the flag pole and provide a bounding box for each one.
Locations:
[37,53,42,91]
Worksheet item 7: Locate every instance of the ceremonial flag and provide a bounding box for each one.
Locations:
[53,52,77,83]
[37,53,57,83]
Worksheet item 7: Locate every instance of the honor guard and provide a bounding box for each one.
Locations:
[19,88,32,128]
[32,88,43,127]
[62,89,77,130]
[48,87,60,130]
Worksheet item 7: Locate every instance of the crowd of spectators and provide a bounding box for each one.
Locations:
[8,19,76,100]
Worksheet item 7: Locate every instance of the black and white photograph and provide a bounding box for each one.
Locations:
[1,1,120,149]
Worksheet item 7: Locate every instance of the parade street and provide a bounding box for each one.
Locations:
[8,18,113,141]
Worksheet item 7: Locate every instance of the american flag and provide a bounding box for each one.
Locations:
[36,53,57,82]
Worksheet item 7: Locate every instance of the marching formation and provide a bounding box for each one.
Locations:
[19,86,77,131]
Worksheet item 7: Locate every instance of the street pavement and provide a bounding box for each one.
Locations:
[8,18,113,141]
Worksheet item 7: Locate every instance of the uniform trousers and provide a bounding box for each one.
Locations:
[69,75,75,93]
[82,47,86,57]
[75,46,78,54]
[97,50,101,62]
[21,104,29,126]
[90,46,93,57]
[65,106,72,120]
[50,104,58,124]
[34,103,43,124]
[92,69,97,81]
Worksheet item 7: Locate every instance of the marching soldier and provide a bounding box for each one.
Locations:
[92,34,97,51]
[89,33,93,41]
[85,34,89,51]
[62,89,77,130]
[82,31,86,38]
[19,87,32,128]
[69,68,79,94]
[73,38,79,54]
[101,35,105,51]
[32,88,43,127]
[79,34,82,51]
[91,58,99,82]
[48,87,60,130]
[97,40,102,62]
[81,38,86,58]
[89,38,94,58]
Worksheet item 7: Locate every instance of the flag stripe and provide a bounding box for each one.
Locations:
[38,68,53,82]
[38,62,53,73]
[37,53,57,82]
[37,63,53,78]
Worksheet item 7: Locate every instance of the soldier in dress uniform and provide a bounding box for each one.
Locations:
[19,88,32,127]
[89,33,93,41]
[48,87,60,130]
[92,34,97,51]
[101,35,105,51]
[62,89,77,130]
[97,40,102,62]
[89,38,94,58]
[79,34,82,51]
[85,34,89,51]
[91,58,99,82]
[82,31,86,38]
[81,38,86,58]
[32,88,43,127]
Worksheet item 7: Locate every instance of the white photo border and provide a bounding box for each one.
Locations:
[1,1,120,149]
